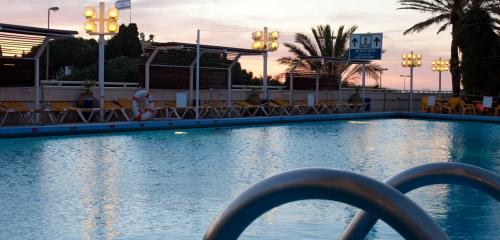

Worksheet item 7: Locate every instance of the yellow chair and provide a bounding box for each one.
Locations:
[234,100,268,117]
[419,96,429,112]
[0,101,38,124]
[103,101,126,121]
[115,98,133,121]
[200,100,226,118]
[441,97,461,114]
[51,101,99,123]
[272,99,303,115]
[434,96,444,113]
[419,96,441,113]
[318,100,336,114]
[458,99,476,115]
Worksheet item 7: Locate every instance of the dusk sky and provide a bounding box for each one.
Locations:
[0,0,454,90]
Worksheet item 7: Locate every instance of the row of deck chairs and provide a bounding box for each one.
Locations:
[420,96,500,115]
[0,99,365,125]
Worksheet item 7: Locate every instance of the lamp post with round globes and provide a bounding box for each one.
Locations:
[401,51,422,112]
[251,27,279,102]
[431,57,449,97]
[46,6,59,81]
[83,2,119,120]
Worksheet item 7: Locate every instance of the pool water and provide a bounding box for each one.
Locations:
[0,118,498,240]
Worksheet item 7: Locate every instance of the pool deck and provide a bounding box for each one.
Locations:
[0,112,499,138]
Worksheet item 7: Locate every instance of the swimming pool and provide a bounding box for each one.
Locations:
[0,118,498,239]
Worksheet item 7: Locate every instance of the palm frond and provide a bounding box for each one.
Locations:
[295,33,319,57]
[403,13,451,34]
[283,43,309,58]
[398,0,449,13]
[437,22,451,33]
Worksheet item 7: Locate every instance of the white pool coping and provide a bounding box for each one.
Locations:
[0,112,498,138]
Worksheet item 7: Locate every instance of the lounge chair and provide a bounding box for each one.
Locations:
[0,104,15,126]
[458,99,475,115]
[419,96,429,112]
[267,101,289,116]
[234,100,268,117]
[271,99,303,115]
[163,100,195,119]
[434,96,444,113]
[48,102,75,123]
[50,101,99,123]
[420,96,439,113]
[201,101,227,118]
[152,101,170,119]
[296,100,321,114]
[441,97,461,114]
[0,102,38,125]
[114,98,133,121]
[495,105,500,116]
[318,100,336,114]
[103,101,126,121]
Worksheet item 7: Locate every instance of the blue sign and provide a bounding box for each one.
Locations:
[349,33,383,60]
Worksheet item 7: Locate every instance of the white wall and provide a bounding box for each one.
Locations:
[0,87,449,112]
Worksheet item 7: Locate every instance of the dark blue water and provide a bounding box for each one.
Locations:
[0,119,498,239]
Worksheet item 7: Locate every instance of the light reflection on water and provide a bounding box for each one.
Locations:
[0,119,498,240]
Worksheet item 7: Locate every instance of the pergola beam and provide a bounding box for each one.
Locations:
[288,57,371,104]
[34,38,50,111]
[145,48,159,91]
[289,61,301,103]
[190,50,205,105]
[227,54,241,107]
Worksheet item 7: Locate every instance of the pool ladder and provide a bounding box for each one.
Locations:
[203,163,500,240]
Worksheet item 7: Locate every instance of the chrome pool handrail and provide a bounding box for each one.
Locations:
[203,168,449,240]
[340,162,500,240]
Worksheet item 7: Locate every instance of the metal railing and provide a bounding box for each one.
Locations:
[203,168,449,240]
[341,163,500,239]
[230,85,453,94]
[41,80,139,88]
[231,85,286,90]
[204,163,500,240]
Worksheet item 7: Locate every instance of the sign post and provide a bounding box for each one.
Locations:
[349,33,383,104]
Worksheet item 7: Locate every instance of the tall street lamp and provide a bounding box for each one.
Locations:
[431,57,449,96]
[379,68,388,88]
[399,74,410,91]
[46,6,59,81]
[83,2,119,119]
[251,27,279,102]
[401,51,422,112]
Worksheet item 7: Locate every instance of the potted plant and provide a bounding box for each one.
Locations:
[78,79,98,108]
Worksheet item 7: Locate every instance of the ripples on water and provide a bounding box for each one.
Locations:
[0,119,498,240]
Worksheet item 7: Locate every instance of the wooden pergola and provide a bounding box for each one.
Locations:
[143,42,264,107]
[0,23,77,109]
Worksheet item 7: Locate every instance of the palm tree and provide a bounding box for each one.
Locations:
[456,0,500,95]
[398,0,469,96]
[278,25,383,87]
[399,0,499,95]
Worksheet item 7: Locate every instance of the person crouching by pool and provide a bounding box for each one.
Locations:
[348,88,364,111]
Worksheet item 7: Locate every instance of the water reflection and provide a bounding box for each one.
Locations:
[78,138,119,240]
[0,119,498,240]
[437,121,500,239]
